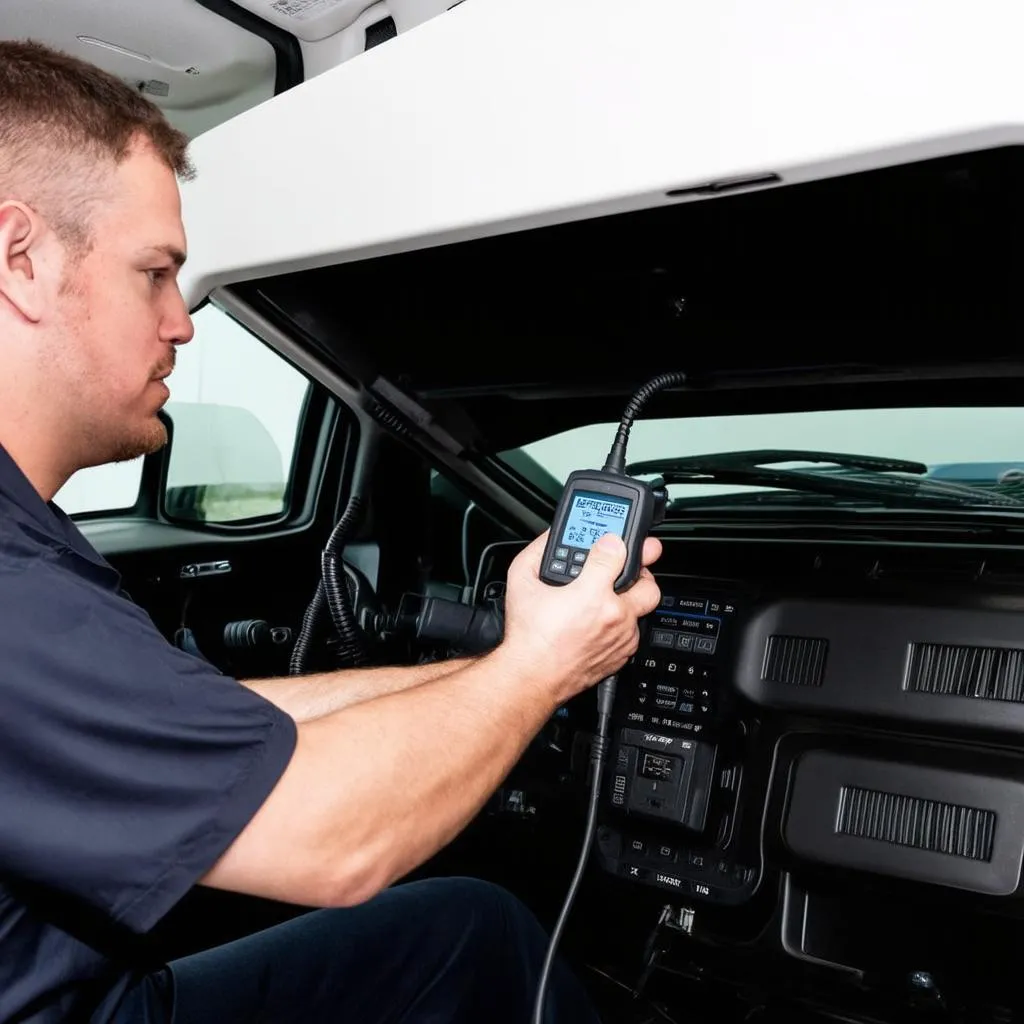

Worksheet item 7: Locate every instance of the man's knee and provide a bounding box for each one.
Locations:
[409,876,542,930]
[394,876,549,961]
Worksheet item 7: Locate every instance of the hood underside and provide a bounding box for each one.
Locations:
[232,144,1024,453]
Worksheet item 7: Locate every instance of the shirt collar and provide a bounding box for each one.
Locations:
[0,442,121,581]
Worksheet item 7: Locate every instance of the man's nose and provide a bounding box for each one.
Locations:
[164,290,195,346]
[173,311,195,346]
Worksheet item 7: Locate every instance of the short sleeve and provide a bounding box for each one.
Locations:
[0,557,297,933]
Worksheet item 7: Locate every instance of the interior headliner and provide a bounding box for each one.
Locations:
[2,0,277,138]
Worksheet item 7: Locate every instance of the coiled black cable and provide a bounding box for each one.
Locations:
[289,496,367,673]
[289,580,326,675]
[322,495,369,667]
[604,371,688,474]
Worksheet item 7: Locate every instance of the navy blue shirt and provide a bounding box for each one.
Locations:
[0,444,298,1023]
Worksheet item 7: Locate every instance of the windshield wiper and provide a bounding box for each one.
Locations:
[626,449,1024,509]
[630,449,930,475]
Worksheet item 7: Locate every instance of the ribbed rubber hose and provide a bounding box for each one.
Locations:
[322,496,369,667]
[289,580,326,676]
[289,495,367,673]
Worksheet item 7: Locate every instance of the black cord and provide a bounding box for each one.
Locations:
[531,675,617,1024]
[289,579,326,675]
[604,372,688,475]
[322,495,369,667]
[290,495,366,673]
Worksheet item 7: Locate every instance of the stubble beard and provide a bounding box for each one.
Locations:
[107,417,168,463]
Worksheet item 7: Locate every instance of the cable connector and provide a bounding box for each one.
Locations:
[595,675,617,734]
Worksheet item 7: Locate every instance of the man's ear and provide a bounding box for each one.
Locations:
[0,201,48,323]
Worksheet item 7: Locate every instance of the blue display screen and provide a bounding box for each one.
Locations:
[559,490,632,550]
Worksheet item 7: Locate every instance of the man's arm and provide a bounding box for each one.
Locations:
[200,532,662,909]
[244,657,474,722]
[203,647,557,907]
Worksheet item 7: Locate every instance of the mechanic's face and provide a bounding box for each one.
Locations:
[50,138,194,467]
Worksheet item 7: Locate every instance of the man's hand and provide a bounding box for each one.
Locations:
[501,531,662,705]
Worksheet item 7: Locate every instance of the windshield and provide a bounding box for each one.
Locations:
[501,407,1024,512]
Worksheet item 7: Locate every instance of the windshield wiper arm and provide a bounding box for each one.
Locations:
[627,449,1024,509]
[628,449,929,475]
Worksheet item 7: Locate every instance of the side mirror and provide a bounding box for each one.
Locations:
[162,401,288,524]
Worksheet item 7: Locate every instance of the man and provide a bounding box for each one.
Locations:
[0,40,662,1024]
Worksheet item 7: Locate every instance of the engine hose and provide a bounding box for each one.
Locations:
[322,495,369,667]
[289,579,326,675]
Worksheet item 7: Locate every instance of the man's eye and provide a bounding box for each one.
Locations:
[146,269,168,285]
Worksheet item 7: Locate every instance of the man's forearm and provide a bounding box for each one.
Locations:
[302,649,555,901]
[205,646,558,908]
[244,657,474,722]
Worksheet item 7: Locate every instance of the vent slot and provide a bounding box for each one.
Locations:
[906,642,1024,703]
[836,785,996,862]
[762,635,828,687]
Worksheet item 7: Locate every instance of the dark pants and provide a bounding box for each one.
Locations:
[117,877,602,1023]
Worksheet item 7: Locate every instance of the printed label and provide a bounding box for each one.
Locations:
[270,0,346,20]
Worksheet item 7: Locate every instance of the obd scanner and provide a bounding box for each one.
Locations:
[540,477,663,591]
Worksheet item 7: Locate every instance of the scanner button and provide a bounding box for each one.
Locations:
[651,630,676,648]
[555,546,569,560]
[571,550,587,564]
[548,560,568,575]
[568,565,582,577]
[675,634,694,651]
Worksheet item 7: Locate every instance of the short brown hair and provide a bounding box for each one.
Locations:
[0,39,194,252]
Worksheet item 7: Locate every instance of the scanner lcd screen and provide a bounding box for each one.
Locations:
[559,490,632,549]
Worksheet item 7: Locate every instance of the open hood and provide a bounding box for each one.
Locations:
[179,0,1024,452]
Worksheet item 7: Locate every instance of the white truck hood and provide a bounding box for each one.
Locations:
[179,0,1024,310]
